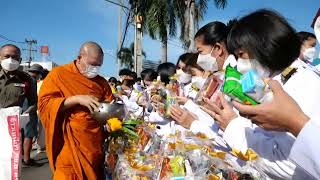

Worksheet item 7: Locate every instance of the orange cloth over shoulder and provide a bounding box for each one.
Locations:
[38,60,112,180]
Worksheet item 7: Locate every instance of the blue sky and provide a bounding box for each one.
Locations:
[1,0,319,77]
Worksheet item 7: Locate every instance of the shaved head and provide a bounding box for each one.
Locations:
[76,41,104,75]
[79,41,104,56]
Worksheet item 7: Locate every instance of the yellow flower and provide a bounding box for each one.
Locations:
[107,118,122,132]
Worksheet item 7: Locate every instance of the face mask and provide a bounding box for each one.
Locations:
[236,58,252,74]
[176,69,192,84]
[191,76,206,89]
[119,77,124,83]
[303,47,317,62]
[1,58,20,72]
[81,61,100,78]
[237,58,270,78]
[197,49,218,72]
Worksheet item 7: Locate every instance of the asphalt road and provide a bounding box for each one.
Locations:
[21,150,52,180]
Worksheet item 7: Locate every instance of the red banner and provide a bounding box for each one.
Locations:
[41,46,49,54]
[7,115,20,180]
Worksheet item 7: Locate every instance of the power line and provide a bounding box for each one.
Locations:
[105,0,129,10]
[0,34,26,44]
[22,39,37,67]
[118,8,132,56]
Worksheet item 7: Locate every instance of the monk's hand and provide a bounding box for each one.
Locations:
[75,95,100,113]
[170,105,197,129]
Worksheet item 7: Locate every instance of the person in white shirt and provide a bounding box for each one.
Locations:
[296,32,317,64]
[170,21,237,138]
[201,9,320,179]
[291,32,319,74]
[195,21,237,73]
[176,53,196,97]
[232,79,319,179]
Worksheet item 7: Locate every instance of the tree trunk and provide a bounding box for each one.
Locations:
[161,38,168,63]
[188,1,196,51]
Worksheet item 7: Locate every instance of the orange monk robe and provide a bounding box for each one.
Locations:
[38,61,112,180]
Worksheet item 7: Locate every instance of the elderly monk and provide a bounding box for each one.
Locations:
[38,42,112,179]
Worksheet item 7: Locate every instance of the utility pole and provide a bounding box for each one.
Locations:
[134,14,143,76]
[22,39,37,67]
[188,0,196,52]
[117,0,123,74]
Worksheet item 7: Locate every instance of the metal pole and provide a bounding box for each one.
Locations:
[134,15,138,73]
[23,39,37,68]
[137,26,142,75]
[117,0,123,73]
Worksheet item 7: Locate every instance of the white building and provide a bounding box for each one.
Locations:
[20,61,59,71]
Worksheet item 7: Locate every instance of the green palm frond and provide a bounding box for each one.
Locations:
[212,0,227,9]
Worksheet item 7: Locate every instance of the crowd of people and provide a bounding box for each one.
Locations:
[1,8,320,180]
[105,9,320,179]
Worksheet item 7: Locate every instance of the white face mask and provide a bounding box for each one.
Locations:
[176,69,192,84]
[191,76,206,89]
[197,49,218,72]
[303,47,317,62]
[81,61,101,78]
[237,58,270,78]
[236,58,252,74]
[1,57,20,72]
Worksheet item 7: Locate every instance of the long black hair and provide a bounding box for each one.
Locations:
[157,62,176,84]
[141,69,157,82]
[227,9,301,72]
[195,21,233,46]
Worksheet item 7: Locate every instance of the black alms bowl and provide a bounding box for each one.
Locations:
[91,101,127,124]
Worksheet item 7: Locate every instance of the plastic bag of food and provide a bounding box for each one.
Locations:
[195,74,224,105]
[185,149,211,176]
[0,107,22,180]
[222,65,258,105]
[241,70,272,103]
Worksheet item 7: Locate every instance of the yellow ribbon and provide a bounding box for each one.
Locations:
[209,151,227,160]
[231,148,258,161]
[208,174,221,180]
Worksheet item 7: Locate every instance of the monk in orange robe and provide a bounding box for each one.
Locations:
[38,42,113,179]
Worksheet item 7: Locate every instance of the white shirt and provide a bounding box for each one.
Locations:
[121,95,143,117]
[290,120,320,179]
[180,54,237,139]
[291,59,320,75]
[222,67,320,179]
[184,100,219,139]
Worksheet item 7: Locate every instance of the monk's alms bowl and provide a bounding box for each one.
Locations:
[92,101,127,124]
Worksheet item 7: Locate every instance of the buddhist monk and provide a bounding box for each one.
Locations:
[38,42,113,179]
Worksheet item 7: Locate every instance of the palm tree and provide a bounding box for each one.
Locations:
[175,0,227,51]
[129,0,177,63]
[145,0,177,63]
[118,42,146,70]
[128,0,227,62]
